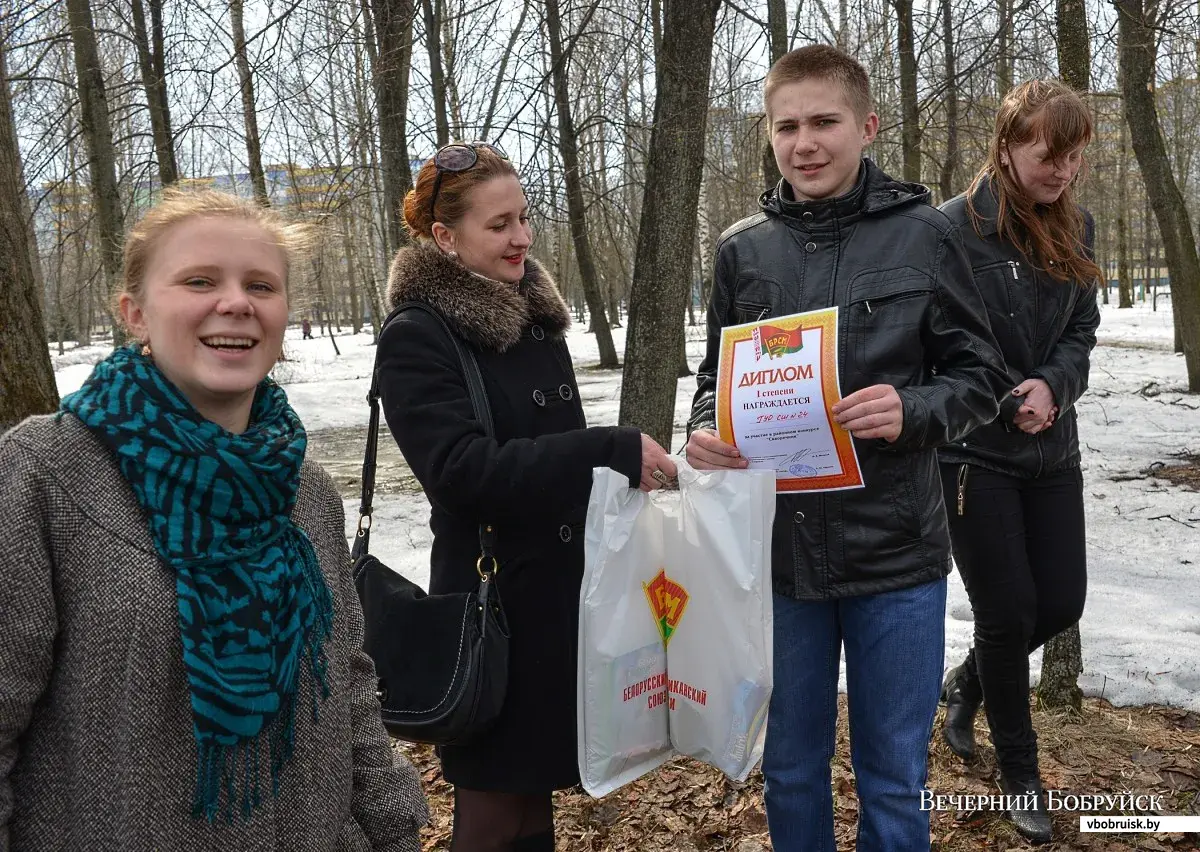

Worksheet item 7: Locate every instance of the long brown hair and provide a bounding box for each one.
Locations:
[968,80,1102,285]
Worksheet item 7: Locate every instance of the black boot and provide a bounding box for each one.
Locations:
[1000,774,1053,844]
[940,649,983,761]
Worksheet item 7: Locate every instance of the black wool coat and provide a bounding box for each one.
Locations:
[378,242,642,793]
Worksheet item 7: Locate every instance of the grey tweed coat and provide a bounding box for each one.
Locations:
[0,414,428,852]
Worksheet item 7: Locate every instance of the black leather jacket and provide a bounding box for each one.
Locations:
[937,179,1099,478]
[689,159,1009,600]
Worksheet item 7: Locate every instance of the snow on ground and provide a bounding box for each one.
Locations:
[51,299,1200,711]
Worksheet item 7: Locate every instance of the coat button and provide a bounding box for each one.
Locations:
[558,384,574,401]
[532,389,546,407]
[805,241,817,253]
[794,511,805,523]
[559,525,572,543]
[531,325,545,341]
[801,211,814,223]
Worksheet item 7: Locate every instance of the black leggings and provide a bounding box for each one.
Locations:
[940,463,1088,778]
[449,788,554,852]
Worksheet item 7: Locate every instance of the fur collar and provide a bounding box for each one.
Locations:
[385,242,571,352]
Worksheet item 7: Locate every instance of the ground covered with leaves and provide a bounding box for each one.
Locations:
[1149,452,1200,494]
[396,697,1199,851]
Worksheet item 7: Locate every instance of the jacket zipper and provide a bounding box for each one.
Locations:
[1008,260,1019,280]
[956,464,969,516]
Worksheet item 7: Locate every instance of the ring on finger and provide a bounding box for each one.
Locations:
[651,469,670,485]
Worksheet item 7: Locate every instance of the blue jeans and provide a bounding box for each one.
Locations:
[761,579,947,852]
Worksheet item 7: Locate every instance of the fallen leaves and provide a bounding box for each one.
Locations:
[394,696,1199,851]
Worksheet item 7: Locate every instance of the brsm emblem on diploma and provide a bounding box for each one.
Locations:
[716,306,864,493]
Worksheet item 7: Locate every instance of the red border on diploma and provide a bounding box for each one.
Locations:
[715,307,863,493]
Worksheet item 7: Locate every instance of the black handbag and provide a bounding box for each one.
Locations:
[351,301,510,745]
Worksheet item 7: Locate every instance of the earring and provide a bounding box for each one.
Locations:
[448,250,459,260]
[140,342,152,357]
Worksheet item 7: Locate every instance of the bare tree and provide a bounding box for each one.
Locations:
[1037,7,1091,711]
[544,0,617,367]
[131,0,177,185]
[1117,0,1200,390]
[66,0,125,344]
[1117,95,1135,309]
[893,0,920,182]
[481,1,530,139]
[0,33,58,428]
[370,0,417,255]
[421,0,450,146]
[230,0,269,204]
[997,0,1013,96]
[619,0,722,445]
[762,0,787,190]
[939,0,960,200]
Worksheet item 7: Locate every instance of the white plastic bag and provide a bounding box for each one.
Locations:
[667,463,775,778]
[577,462,776,798]
[576,467,673,798]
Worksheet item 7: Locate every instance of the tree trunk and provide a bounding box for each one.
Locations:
[544,0,617,367]
[370,0,416,256]
[894,0,921,183]
[1037,625,1083,711]
[131,0,177,186]
[66,0,125,345]
[761,0,787,191]
[1117,0,1200,390]
[313,262,342,357]
[0,34,58,429]
[1036,4,1094,704]
[939,0,959,201]
[421,0,449,147]
[353,0,392,280]
[618,0,721,446]
[997,0,1013,97]
[229,0,269,204]
[441,0,463,137]
[1055,0,1090,91]
[650,0,662,62]
[1142,194,1153,303]
[1117,108,1135,308]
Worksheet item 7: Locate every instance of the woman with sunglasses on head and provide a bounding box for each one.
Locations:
[376,141,676,852]
[936,80,1102,845]
[0,189,427,850]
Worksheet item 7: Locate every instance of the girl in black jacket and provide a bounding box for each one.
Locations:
[937,80,1102,844]
[376,142,676,852]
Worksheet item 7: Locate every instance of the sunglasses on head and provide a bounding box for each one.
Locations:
[428,141,509,223]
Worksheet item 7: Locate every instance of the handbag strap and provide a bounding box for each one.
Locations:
[352,301,496,566]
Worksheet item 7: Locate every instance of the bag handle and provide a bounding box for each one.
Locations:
[352,302,496,569]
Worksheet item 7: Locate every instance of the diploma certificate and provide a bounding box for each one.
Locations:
[715,307,864,493]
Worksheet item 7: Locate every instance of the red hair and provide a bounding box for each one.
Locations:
[402,145,518,238]
[968,80,1102,285]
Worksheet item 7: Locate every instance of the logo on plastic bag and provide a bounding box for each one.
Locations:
[643,569,689,648]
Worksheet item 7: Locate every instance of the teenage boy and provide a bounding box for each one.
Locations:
[686,46,1009,852]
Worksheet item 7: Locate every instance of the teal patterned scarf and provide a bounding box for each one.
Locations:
[60,345,334,822]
